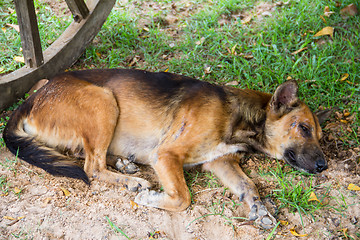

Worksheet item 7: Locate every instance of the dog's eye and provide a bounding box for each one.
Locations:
[299,123,311,137]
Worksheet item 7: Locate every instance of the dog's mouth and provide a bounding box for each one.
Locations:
[284,149,297,165]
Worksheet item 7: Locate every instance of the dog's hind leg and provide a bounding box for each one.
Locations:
[202,155,277,229]
[80,88,151,192]
[134,151,191,211]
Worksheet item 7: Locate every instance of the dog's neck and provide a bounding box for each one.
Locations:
[224,87,272,153]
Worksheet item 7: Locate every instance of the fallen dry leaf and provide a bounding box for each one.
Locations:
[1,27,6,33]
[59,187,71,197]
[290,227,308,237]
[196,37,205,45]
[308,192,320,202]
[130,200,138,209]
[279,220,289,225]
[225,81,239,86]
[348,183,360,191]
[314,26,334,38]
[241,15,252,24]
[231,44,237,55]
[320,15,327,24]
[339,73,349,81]
[204,66,211,74]
[324,6,335,17]
[340,4,358,16]
[6,23,20,32]
[14,56,25,63]
[13,187,21,194]
[291,47,308,55]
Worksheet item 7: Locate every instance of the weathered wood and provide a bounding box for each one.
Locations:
[0,0,116,111]
[14,0,44,68]
[65,0,89,22]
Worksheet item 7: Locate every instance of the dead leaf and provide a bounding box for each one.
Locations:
[348,183,360,191]
[320,15,327,24]
[42,197,52,207]
[308,192,320,202]
[8,8,15,14]
[231,44,237,55]
[130,200,138,209]
[1,27,6,33]
[6,23,20,32]
[291,47,308,55]
[143,27,150,32]
[339,73,349,81]
[340,4,358,16]
[3,216,16,220]
[241,15,252,24]
[225,81,239,86]
[314,26,334,39]
[14,56,25,63]
[59,187,71,197]
[324,6,335,17]
[290,227,308,237]
[343,109,350,117]
[204,66,211,74]
[340,228,348,238]
[279,220,289,225]
[13,187,21,194]
[196,37,205,45]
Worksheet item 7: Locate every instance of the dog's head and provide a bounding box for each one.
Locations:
[264,80,329,174]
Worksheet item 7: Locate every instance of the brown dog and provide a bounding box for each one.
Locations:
[3,69,328,229]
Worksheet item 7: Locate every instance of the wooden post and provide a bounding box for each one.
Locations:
[65,0,90,22]
[14,0,44,68]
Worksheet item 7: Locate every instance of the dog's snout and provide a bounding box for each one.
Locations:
[315,158,327,173]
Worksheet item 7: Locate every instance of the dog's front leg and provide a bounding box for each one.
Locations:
[135,150,191,211]
[202,155,276,229]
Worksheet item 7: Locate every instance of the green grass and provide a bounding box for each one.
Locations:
[0,0,71,74]
[261,161,325,224]
[0,175,10,195]
[105,216,131,240]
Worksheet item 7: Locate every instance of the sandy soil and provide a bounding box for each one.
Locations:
[1,123,359,240]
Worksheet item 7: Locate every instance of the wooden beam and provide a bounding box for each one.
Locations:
[14,0,44,68]
[65,0,89,22]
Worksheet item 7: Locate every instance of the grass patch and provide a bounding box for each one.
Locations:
[0,175,10,195]
[106,216,131,240]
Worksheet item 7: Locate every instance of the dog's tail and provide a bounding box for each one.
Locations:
[3,100,89,184]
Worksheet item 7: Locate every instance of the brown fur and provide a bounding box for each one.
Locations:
[4,69,327,229]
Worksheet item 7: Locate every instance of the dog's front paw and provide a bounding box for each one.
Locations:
[124,177,151,192]
[249,201,277,229]
[134,189,164,207]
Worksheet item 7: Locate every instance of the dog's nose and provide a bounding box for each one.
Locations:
[315,158,327,173]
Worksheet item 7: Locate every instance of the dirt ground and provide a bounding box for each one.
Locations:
[0,115,359,240]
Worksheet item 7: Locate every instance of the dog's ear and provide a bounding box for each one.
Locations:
[270,80,299,116]
[315,109,332,125]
